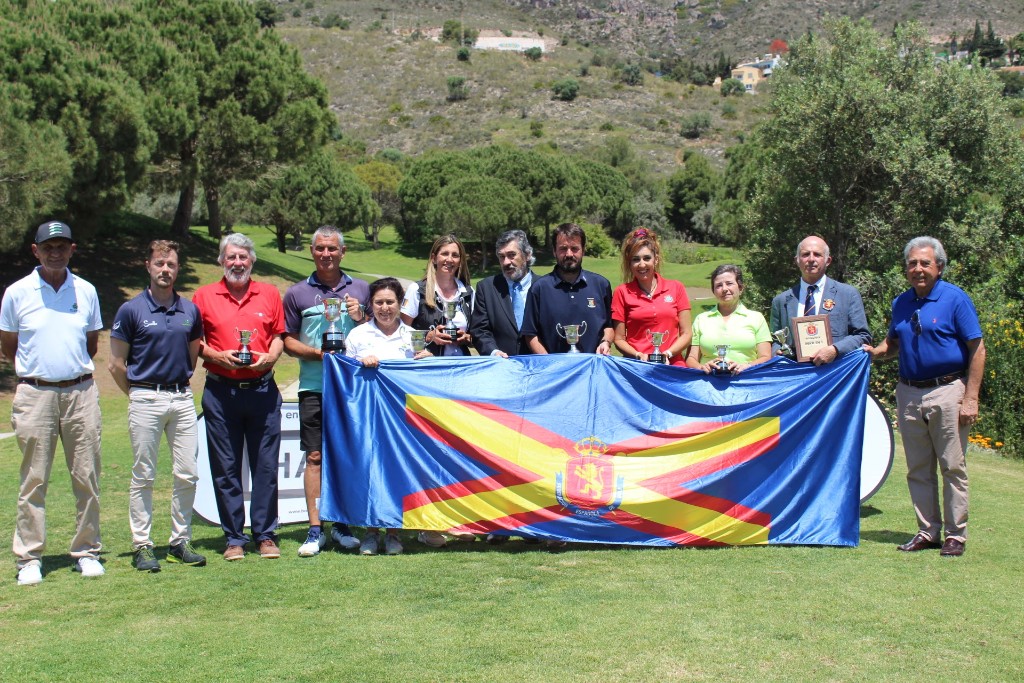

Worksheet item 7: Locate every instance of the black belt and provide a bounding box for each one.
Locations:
[129,381,191,393]
[206,371,273,390]
[899,372,964,388]
[19,374,93,388]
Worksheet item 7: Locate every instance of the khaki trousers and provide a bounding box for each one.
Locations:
[127,387,199,549]
[895,379,969,543]
[11,380,102,569]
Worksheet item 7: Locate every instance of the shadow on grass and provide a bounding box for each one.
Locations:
[859,504,882,518]
[860,529,913,545]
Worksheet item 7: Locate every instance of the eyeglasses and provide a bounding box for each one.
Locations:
[911,309,922,336]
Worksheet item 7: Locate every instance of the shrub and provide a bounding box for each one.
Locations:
[524,46,543,62]
[551,78,579,101]
[446,76,468,102]
[456,46,470,61]
[579,63,590,77]
[321,14,350,30]
[581,222,616,258]
[720,78,746,97]
[599,122,615,131]
[620,63,644,86]
[530,120,544,137]
[680,111,712,139]
[721,101,737,119]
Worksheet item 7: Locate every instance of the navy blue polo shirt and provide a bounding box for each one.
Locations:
[111,289,203,384]
[520,268,612,354]
[887,279,982,381]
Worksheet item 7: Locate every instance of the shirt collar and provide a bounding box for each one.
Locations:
[307,271,354,291]
[32,266,73,293]
[551,268,587,288]
[505,270,533,290]
[143,287,182,313]
[799,275,827,300]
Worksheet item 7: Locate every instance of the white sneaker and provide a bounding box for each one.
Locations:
[417,530,447,548]
[330,525,360,550]
[384,534,404,556]
[297,527,327,557]
[17,564,43,586]
[76,557,105,578]
[360,533,380,556]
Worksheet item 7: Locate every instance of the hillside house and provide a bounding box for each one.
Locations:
[731,54,782,93]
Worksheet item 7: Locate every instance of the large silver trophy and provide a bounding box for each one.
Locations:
[772,328,794,358]
[235,327,257,366]
[646,329,669,364]
[713,343,731,375]
[320,296,346,353]
[556,321,588,354]
[443,300,459,339]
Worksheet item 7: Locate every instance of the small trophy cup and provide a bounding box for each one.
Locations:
[443,300,459,339]
[410,330,428,353]
[646,329,669,364]
[556,321,588,354]
[320,297,346,353]
[713,344,730,375]
[772,328,794,358]
[235,328,257,366]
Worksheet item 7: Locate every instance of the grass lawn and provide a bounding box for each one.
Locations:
[3,218,1019,681]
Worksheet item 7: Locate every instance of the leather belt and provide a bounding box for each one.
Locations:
[206,371,273,390]
[19,374,93,388]
[129,382,190,393]
[899,372,964,388]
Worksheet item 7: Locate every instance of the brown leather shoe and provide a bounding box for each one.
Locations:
[940,538,965,557]
[223,545,245,561]
[897,533,942,552]
[258,539,281,559]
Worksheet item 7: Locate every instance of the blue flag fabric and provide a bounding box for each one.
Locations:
[321,351,870,547]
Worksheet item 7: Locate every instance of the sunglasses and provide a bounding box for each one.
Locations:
[911,309,922,336]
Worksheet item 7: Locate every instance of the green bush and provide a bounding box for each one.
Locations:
[619,64,644,86]
[446,76,468,102]
[721,101,737,119]
[456,46,471,61]
[580,222,616,258]
[660,238,737,265]
[551,78,579,101]
[321,13,350,30]
[680,111,712,139]
[720,78,746,97]
[524,47,543,62]
[530,120,544,137]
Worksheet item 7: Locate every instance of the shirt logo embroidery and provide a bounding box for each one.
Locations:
[665,295,674,303]
[143,320,158,328]
[587,298,596,309]
[112,321,121,330]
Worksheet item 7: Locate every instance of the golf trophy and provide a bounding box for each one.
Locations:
[772,328,794,358]
[410,330,428,353]
[443,300,459,339]
[646,329,669,364]
[235,327,257,366]
[320,297,346,353]
[556,321,588,354]
[713,344,731,375]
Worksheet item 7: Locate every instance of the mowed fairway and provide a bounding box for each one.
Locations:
[0,224,1021,681]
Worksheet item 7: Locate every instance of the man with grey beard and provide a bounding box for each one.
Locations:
[192,233,286,561]
[470,229,536,358]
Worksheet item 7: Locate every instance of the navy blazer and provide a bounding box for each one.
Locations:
[470,273,534,357]
[769,277,872,356]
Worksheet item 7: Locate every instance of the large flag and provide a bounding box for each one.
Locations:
[321,351,870,547]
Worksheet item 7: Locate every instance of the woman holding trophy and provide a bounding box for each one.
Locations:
[686,265,772,375]
[611,228,692,366]
[401,234,474,357]
[345,278,431,555]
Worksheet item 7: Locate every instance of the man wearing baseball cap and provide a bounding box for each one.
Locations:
[1,221,105,585]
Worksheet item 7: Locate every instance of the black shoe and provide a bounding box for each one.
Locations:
[167,541,207,566]
[134,546,161,572]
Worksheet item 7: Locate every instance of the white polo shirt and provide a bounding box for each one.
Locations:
[0,267,103,381]
[345,319,414,362]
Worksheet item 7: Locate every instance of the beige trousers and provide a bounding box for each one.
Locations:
[895,379,969,543]
[127,387,199,549]
[11,380,102,569]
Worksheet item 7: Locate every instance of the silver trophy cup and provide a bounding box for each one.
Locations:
[555,321,588,354]
[772,328,794,358]
[646,329,669,364]
[410,329,428,353]
[713,344,731,375]
[443,300,459,339]
[235,328,258,366]
[320,297,346,353]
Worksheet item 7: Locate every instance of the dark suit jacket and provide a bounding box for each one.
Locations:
[769,277,872,357]
[471,273,533,357]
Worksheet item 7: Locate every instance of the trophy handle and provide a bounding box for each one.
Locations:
[578,320,588,336]
[555,323,565,339]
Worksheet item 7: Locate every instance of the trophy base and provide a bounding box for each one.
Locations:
[648,352,665,364]
[712,365,731,375]
[322,333,346,353]
[443,324,459,339]
[237,352,252,366]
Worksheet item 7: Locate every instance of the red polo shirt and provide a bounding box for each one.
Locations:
[192,278,284,380]
[611,278,691,366]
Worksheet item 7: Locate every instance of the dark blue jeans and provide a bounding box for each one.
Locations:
[202,377,282,546]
